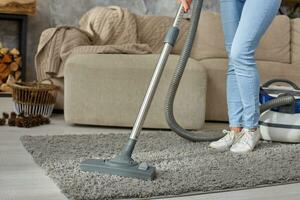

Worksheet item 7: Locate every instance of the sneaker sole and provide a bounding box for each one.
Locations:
[209,145,230,152]
[230,148,252,154]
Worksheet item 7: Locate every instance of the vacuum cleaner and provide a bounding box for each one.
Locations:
[80,0,298,180]
[259,79,300,143]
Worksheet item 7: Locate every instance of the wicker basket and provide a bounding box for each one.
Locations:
[9,79,59,117]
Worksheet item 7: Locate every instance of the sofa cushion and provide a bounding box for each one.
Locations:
[292,18,300,64]
[64,54,207,129]
[191,12,227,60]
[256,15,291,64]
[200,58,300,121]
[191,12,291,64]
[136,15,189,54]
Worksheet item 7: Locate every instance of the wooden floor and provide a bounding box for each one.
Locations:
[1,114,299,200]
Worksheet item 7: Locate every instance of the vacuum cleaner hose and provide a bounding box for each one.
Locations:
[165,0,222,142]
[260,95,295,113]
[165,0,296,142]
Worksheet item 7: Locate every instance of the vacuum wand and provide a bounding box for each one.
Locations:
[130,4,185,140]
[80,4,186,180]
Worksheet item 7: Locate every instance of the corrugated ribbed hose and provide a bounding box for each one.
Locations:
[260,95,295,113]
[165,0,223,142]
[165,1,296,142]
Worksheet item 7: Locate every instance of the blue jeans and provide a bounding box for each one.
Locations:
[220,0,282,129]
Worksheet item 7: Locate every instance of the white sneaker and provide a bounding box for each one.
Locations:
[230,128,261,153]
[209,129,242,152]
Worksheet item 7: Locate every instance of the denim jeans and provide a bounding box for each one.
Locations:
[220,0,282,129]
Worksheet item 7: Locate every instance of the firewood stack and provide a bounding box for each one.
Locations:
[0,0,36,15]
[0,48,22,93]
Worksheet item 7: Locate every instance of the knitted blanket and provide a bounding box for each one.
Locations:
[35,6,152,79]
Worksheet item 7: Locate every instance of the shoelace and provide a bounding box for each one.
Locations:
[219,129,234,143]
[237,130,255,147]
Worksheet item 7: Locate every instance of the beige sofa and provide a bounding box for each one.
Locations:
[54,11,300,128]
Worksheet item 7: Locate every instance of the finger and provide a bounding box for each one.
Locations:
[179,0,189,12]
[177,0,190,12]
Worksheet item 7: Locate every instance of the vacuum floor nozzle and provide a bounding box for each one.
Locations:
[80,159,156,180]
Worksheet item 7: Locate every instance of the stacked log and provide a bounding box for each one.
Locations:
[0,0,36,15]
[0,48,22,93]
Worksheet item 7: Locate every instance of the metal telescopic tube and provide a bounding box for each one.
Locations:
[129,44,172,140]
[173,4,185,27]
[129,5,185,140]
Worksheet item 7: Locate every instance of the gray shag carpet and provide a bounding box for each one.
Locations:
[20,131,300,200]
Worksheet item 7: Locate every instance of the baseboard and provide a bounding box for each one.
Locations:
[0,92,12,98]
[53,109,64,114]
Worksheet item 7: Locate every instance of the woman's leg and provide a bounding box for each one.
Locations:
[209,0,245,151]
[220,0,245,132]
[230,0,282,130]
